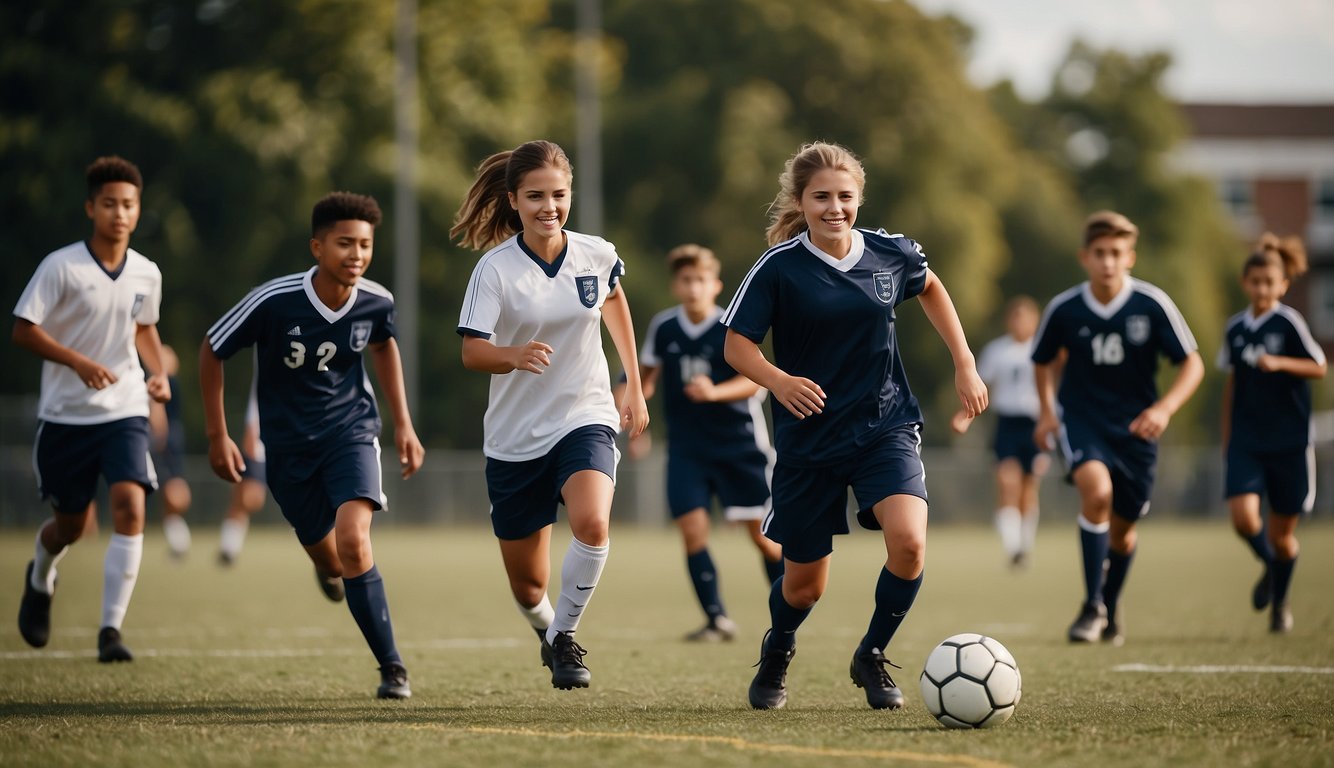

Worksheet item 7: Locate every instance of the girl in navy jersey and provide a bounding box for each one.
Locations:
[1220,234,1327,633]
[454,140,650,690]
[725,141,988,710]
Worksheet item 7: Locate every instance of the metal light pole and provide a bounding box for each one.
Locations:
[575,0,603,235]
[394,0,420,415]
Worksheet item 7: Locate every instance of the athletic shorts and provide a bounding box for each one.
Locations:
[1225,442,1315,516]
[266,439,384,546]
[993,415,1041,473]
[666,447,771,521]
[152,422,187,480]
[765,423,927,564]
[486,425,619,540]
[1059,415,1156,522]
[34,417,156,514]
[241,454,267,485]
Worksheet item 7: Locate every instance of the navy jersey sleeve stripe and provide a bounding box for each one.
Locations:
[206,276,304,349]
[1276,305,1327,364]
[640,307,674,367]
[1134,280,1197,354]
[722,240,797,326]
[1031,286,1081,363]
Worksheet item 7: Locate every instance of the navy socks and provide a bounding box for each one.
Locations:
[858,568,923,655]
[344,565,402,667]
[766,575,811,652]
[1102,548,1135,619]
[686,548,725,619]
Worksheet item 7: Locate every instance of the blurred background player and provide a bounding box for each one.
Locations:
[149,343,192,559]
[1032,211,1203,646]
[13,155,170,662]
[1219,233,1326,633]
[201,191,425,699]
[454,140,649,690]
[952,296,1048,567]
[634,243,783,643]
[217,375,267,566]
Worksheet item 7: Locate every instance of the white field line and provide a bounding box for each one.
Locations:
[0,636,522,661]
[1113,663,1334,675]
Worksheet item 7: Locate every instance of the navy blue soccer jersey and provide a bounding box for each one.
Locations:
[206,267,395,451]
[641,305,768,458]
[723,228,928,468]
[1032,279,1196,438]
[1218,304,1326,452]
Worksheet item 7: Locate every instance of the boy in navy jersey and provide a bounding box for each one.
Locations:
[14,156,170,663]
[636,244,783,642]
[1032,211,1203,645]
[200,192,425,698]
[727,142,988,710]
[1220,234,1326,633]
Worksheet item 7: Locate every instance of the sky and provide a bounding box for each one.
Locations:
[911,0,1334,103]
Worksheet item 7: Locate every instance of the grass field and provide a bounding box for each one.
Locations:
[1,519,1331,767]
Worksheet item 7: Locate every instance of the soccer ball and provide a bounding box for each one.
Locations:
[919,633,1022,729]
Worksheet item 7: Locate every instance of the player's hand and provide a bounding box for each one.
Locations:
[512,340,554,374]
[627,429,652,461]
[1129,404,1171,441]
[955,367,988,418]
[949,409,973,435]
[397,427,425,479]
[72,357,117,390]
[1256,354,1283,373]
[771,374,824,420]
[620,387,650,438]
[146,373,171,403]
[682,374,717,403]
[1033,414,1060,452]
[207,435,246,483]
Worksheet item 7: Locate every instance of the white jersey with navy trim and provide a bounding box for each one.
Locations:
[457,231,624,462]
[207,267,395,452]
[976,334,1039,418]
[1219,303,1325,453]
[13,241,162,425]
[1032,278,1196,438]
[724,228,929,468]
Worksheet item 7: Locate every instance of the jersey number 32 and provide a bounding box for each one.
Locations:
[284,340,337,371]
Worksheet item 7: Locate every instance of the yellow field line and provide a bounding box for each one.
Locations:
[444,725,1013,768]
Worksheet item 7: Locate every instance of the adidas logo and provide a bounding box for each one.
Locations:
[287,326,302,336]
[666,342,681,353]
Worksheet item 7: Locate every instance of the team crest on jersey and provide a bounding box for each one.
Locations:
[576,276,599,308]
[349,320,373,351]
[1125,315,1150,345]
[131,293,146,318]
[1264,333,1284,354]
[873,271,895,304]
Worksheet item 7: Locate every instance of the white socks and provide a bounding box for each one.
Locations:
[101,533,143,630]
[516,594,555,631]
[547,537,608,643]
[995,506,1022,557]
[163,514,191,556]
[1021,508,1040,554]
[31,528,68,595]
[219,517,249,559]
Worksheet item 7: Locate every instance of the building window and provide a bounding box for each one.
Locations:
[1221,177,1253,217]
[1316,178,1334,221]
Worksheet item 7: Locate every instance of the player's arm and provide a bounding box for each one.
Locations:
[724,329,824,420]
[370,337,425,479]
[601,285,649,438]
[199,339,245,483]
[12,317,118,390]
[1032,352,1062,451]
[917,269,987,418]
[460,335,553,375]
[639,364,660,401]
[1220,371,1234,450]
[135,323,171,403]
[1128,350,1204,441]
[683,373,762,404]
[1256,354,1328,378]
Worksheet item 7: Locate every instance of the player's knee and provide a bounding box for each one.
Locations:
[335,535,371,570]
[1270,535,1298,561]
[570,518,609,547]
[510,580,547,608]
[890,537,926,575]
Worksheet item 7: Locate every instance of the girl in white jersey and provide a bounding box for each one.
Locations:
[453,140,650,690]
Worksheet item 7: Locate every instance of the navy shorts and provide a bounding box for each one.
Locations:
[1059,416,1156,522]
[241,454,267,485]
[766,423,927,564]
[993,415,1041,473]
[486,425,620,540]
[152,422,187,480]
[666,447,771,521]
[266,439,384,546]
[1225,443,1315,516]
[34,417,157,514]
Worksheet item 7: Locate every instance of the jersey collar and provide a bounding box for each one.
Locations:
[799,229,864,272]
[302,266,359,324]
[516,232,568,278]
[84,240,128,281]
[1243,306,1278,331]
[675,305,723,340]
[1079,278,1135,320]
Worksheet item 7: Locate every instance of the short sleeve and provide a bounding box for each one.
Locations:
[1283,312,1327,365]
[640,312,667,368]
[135,262,162,325]
[12,257,62,326]
[373,307,396,343]
[975,339,1000,383]
[208,289,263,361]
[1031,302,1064,365]
[457,258,503,339]
[1215,335,1233,372]
[722,257,777,344]
[1151,294,1196,364]
[609,256,624,292]
[899,238,929,303]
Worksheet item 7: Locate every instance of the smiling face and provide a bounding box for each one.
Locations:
[509,164,571,246]
[1242,260,1288,315]
[85,181,140,245]
[311,219,374,288]
[796,168,860,254]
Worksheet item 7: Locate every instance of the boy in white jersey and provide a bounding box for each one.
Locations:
[953,296,1048,566]
[14,156,170,663]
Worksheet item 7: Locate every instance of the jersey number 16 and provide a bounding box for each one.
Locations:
[1091,333,1124,366]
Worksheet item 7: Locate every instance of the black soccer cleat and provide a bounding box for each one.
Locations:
[376,662,411,699]
[541,631,591,690]
[1251,566,1273,612]
[315,567,345,603]
[1067,600,1107,643]
[218,551,236,568]
[97,627,134,663]
[849,645,905,710]
[748,630,795,710]
[1101,611,1125,646]
[684,614,738,643]
[18,561,53,649]
[1270,602,1293,634]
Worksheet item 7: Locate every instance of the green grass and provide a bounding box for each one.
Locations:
[1,520,1332,767]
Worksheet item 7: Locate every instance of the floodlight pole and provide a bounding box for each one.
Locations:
[394,0,420,415]
[575,0,603,235]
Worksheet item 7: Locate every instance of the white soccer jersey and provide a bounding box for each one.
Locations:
[976,334,1040,418]
[13,241,162,425]
[458,231,624,462]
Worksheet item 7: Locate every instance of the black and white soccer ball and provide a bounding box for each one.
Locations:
[919,633,1022,729]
